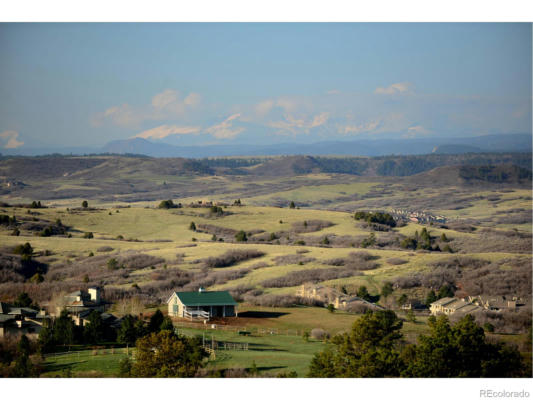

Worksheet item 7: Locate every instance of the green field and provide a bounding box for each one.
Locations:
[41,348,130,377]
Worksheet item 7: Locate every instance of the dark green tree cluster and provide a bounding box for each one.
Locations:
[30,201,43,209]
[116,315,146,346]
[107,258,119,270]
[12,242,33,261]
[0,335,40,377]
[130,330,207,377]
[12,242,33,256]
[13,292,38,309]
[117,310,172,346]
[400,227,440,251]
[209,205,224,216]
[356,286,371,301]
[424,284,455,306]
[381,282,394,298]
[0,214,17,226]
[361,233,376,248]
[39,218,67,237]
[235,230,248,242]
[354,211,396,227]
[38,310,77,352]
[401,314,525,377]
[39,310,117,352]
[308,311,526,377]
[147,309,174,334]
[158,199,181,209]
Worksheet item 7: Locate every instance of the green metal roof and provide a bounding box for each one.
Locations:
[174,291,237,306]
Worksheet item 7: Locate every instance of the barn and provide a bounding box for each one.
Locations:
[167,288,238,320]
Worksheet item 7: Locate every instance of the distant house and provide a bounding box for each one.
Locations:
[59,287,107,326]
[298,284,339,304]
[0,302,48,338]
[430,297,482,316]
[298,284,383,312]
[335,295,384,312]
[167,288,237,320]
[467,295,523,311]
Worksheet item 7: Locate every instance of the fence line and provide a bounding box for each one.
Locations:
[43,347,131,358]
[174,322,302,337]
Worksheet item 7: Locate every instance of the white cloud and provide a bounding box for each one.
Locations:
[310,112,330,128]
[254,100,275,117]
[92,89,201,128]
[269,112,330,135]
[206,114,245,139]
[92,104,142,128]
[0,130,24,149]
[133,125,201,140]
[375,82,413,95]
[151,89,178,109]
[184,92,201,107]
[275,98,300,114]
[403,125,432,138]
[340,120,381,135]
[326,89,341,95]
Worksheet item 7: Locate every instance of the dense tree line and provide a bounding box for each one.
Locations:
[197,158,265,169]
[308,310,527,377]
[354,211,396,227]
[0,334,40,377]
[38,308,175,354]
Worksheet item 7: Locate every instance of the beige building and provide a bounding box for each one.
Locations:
[298,284,383,312]
[430,297,482,316]
[58,287,107,326]
[467,295,520,311]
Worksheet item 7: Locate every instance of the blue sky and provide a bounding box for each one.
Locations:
[0,23,531,149]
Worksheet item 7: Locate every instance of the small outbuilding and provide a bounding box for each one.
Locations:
[167,288,237,320]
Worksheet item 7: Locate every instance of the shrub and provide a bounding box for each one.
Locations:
[310,328,330,340]
[386,258,407,265]
[158,200,179,209]
[200,249,265,269]
[107,258,119,271]
[12,243,33,256]
[235,230,247,242]
[83,232,94,239]
[97,246,114,252]
[291,220,334,233]
[361,233,376,248]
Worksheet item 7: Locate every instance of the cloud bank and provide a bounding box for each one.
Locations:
[0,130,24,149]
[92,89,201,128]
[134,125,201,140]
[375,82,413,95]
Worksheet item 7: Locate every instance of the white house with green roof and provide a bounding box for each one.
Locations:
[167,288,238,320]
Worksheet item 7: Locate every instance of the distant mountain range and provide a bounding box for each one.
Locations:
[2,133,531,158]
[99,132,533,157]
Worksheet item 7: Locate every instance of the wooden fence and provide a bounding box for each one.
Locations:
[174,322,302,337]
[43,347,133,358]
